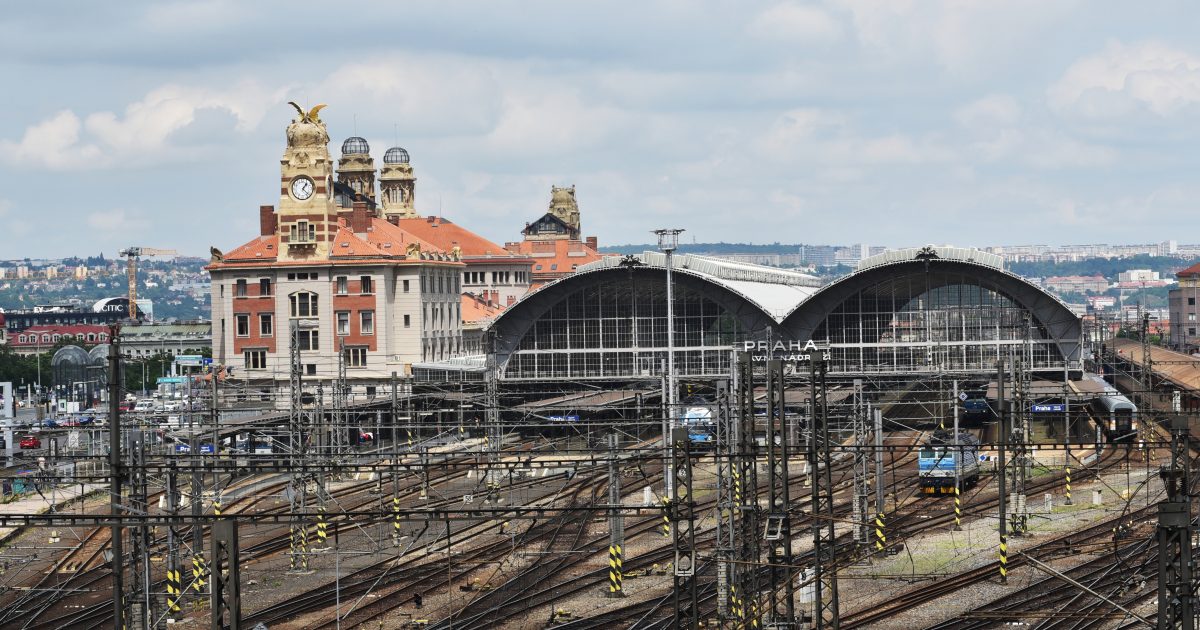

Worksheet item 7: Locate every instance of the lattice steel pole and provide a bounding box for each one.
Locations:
[808,354,839,629]
[671,426,698,629]
[607,433,625,598]
[714,377,735,624]
[1010,331,1029,536]
[107,324,124,630]
[765,359,796,627]
[851,380,870,546]
[165,463,182,620]
[1157,415,1195,630]
[734,355,762,628]
[288,319,313,572]
[211,520,242,630]
[127,428,152,629]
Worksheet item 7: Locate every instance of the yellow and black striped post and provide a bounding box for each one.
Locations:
[191,553,207,592]
[166,564,181,613]
[730,584,742,622]
[392,496,402,546]
[458,425,465,440]
[660,496,671,537]
[998,534,1008,583]
[953,486,962,530]
[407,429,414,447]
[213,496,222,517]
[316,506,328,546]
[1064,465,1073,505]
[607,544,624,596]
[874,512,886,552]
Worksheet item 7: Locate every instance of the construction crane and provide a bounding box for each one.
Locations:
[118,247,178,321]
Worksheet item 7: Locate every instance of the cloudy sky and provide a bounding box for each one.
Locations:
[3,1,1199,258]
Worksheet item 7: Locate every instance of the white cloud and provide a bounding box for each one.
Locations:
[747,3,842,44]
[0,110,104,169]
[87,209,147,232]
[955,95,1021,128]
[0,81,281,170]
[1049,41,1200,120]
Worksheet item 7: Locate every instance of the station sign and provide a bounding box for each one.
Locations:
[549,415,580,423]
[1031,404,1066,413]
[175,355,204,367]
[740,339,831,363]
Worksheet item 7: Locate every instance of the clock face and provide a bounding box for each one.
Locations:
[291,177,315,201]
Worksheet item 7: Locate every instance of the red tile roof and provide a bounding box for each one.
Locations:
[505,239,609,281]
[395,217,509,257]
[1177,262,1200,277]
[223,235,279,262]
[329,225,388,258]
[461,292,504,323]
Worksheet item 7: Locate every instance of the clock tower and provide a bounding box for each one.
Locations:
[277,103,339,261]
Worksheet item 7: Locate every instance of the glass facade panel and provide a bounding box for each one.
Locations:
[811,273,1065,374]
[505,279,747,379]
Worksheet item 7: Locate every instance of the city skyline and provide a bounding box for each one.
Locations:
[4,1,1200,258]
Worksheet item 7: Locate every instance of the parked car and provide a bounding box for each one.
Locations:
[19,436,41,449]
[133,400,155,413]
[163,401,184,412]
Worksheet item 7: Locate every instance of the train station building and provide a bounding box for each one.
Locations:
[488,245,1083,384]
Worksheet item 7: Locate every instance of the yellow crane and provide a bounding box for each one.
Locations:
[117,247,178,320]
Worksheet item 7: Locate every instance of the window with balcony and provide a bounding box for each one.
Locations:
[290,220,316,244]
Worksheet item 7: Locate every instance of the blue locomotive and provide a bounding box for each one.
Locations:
[918,429,981,494]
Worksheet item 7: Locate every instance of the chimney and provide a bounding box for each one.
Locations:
[585,236,598,251]
[351,200,372,234]
[259,205,276,236]
[387,214,400,226]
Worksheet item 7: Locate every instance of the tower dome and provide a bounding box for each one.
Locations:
[341,136,370,155]
[384,147,410,164]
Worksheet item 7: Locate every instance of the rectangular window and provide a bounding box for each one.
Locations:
[243,349,267,370]
[287,273,296,281]
[235,314,249,337]
[297,329,319,351]
[259,278,272,296]
[1190,297,1196,306]
[1191,328,1196,336]
[404,314,411,327]
[403,279,410,293]
[291,220,316,243]
[1191,313,1197,322]
[290,292,318,317]
[259,313,273,337]
[306,363,317,375]
[235,279,247,297]
[336,276,348,295]
[360,275,373,294]
[345,346,368,368]
[361,311,375,335]
[336,311,350,336]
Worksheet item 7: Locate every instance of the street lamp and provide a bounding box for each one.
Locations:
[653,228,684,496]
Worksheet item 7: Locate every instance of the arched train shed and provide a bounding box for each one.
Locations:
[486,246,1081,382]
